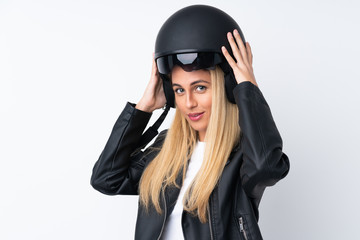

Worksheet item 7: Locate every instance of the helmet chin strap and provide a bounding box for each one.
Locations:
[162,74,175,108]
[137,104,171,150]
[224,71,237,104]
[219,61,237,104]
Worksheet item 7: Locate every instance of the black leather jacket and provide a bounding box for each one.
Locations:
[90,81,290,240]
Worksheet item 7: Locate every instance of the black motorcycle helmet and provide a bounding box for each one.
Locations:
[155,4,246,108]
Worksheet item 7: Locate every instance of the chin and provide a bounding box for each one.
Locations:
[189,124,206,134]
[185,117,208,135]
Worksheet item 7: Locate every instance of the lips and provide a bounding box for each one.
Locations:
[188,112,204,121]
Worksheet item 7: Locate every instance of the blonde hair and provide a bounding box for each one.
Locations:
[139,66,240,223]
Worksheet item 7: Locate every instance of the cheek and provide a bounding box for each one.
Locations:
[174,98,187,115]
[202,94,212,111]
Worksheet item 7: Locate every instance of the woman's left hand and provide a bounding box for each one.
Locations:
[221,29,258,87]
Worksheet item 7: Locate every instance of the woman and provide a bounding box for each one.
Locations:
[91,5,289,240]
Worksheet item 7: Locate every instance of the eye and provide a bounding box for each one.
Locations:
[196,85,207,92]
[174,88,184,94]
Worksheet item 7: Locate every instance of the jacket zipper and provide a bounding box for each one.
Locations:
[207,203,214,240]
[239,217,248,240]
[157,190,167,240]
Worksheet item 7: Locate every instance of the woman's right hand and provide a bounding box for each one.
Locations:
[135,53,167,113]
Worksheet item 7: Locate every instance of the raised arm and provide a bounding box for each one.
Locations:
[234,82,289,202]
[222,29,289,203]
[90,103,152,195]
[91,53,167,195]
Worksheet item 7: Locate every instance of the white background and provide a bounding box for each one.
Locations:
[1,0,359,239]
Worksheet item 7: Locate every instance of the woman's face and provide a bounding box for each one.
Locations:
[171,65,212,142]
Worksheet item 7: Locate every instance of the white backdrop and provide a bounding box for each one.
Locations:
[1,0,359,239]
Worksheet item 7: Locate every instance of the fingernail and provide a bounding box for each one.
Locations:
[234,29,238,34]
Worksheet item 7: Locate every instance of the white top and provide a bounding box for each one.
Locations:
[161,141,206,240]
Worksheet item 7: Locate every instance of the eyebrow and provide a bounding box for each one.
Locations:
[172,80,210,88]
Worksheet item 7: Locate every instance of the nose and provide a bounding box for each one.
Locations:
[185,92,197,109]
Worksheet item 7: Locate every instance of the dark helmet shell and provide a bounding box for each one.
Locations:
[155,4,246,107]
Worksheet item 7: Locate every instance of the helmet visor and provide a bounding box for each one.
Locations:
[156,52,223,74]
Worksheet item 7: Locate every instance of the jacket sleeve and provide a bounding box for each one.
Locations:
[233,81,290,204]
[90,102,166,196]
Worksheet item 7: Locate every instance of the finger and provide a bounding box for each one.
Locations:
[226,32,244,64]
[233,29,249,67]
[152,52,157,69]
[152,53,163,88]
[221,46,238,70]
[149,54,160,89]
[151,53,159,76]
[246,42,253,66]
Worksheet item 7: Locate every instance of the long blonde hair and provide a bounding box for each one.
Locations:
[139,66,240,223]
